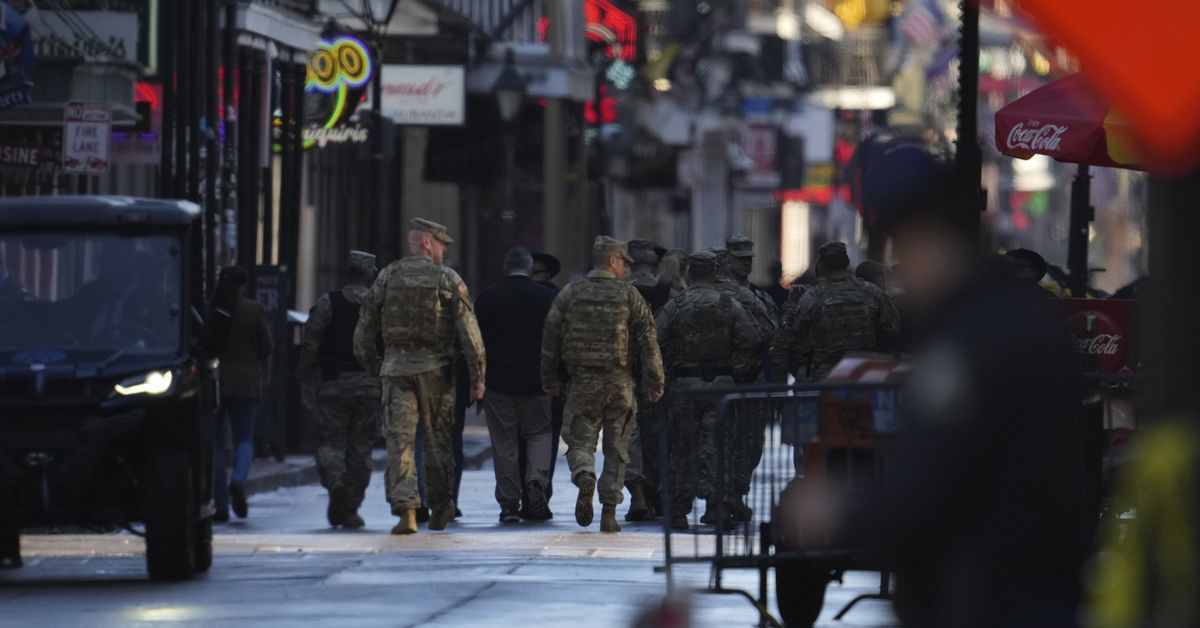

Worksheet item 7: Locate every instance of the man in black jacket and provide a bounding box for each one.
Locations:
[475,248,558,522]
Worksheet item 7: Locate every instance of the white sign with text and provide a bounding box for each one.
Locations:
[63,101,112,174]
[365,65,465,126]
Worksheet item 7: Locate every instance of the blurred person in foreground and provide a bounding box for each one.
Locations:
[782,174,1090,627]
[298,251,380,528]
[475,248,557,522]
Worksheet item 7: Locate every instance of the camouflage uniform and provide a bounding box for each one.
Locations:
[297,259,380,517]
[720,237,780,501]
[625,266,672,512]
[770,243,901,382]
[354,221,485,518]
[541,241,665,509]
[656,249,759,518]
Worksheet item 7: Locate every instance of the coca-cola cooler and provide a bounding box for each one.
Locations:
[1060,298,1136,520]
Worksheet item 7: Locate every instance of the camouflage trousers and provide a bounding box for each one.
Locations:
[731,404,766,496]
[313,385,380,510]
[381,367,457,514]
[562,374,637,506]
[625,402,662,495]
[668,376,734,516]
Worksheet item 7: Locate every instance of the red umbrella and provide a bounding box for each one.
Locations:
[994,74,1142,297]
[995,74,1141,170]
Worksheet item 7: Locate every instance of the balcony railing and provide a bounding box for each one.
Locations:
[253,0,318,16]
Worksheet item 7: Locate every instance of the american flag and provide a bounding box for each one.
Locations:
[900,0,948,48]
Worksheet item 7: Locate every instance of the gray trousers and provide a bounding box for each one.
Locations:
[482,391,552,509]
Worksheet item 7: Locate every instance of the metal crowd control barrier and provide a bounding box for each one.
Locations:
[657,369,1135,626]
[657,378,904,627]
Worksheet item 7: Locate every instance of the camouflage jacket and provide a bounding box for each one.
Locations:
[655,281,760,381]
[769,272,900,381]
[353,254,486,385]
[541,270,665,391]
[297,284,378,392]
[713,279,775,344]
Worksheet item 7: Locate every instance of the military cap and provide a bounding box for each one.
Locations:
[410,217,454,245]
[817,241,851,270]
[688,247,723,269]
[593,235,634,263]
[627,239,658,255]
[726,234,755,258]
[348,250,376,273]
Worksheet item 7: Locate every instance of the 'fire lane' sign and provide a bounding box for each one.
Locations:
[63,101,111,174]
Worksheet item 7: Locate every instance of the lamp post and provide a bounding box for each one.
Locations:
[494,48,526,246]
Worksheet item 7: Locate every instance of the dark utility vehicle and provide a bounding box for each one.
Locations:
[0,196,217,581]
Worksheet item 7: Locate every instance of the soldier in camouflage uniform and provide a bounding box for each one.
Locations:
[541,236,665,533]
[623,241,672,522]
[298,250,380,528]
[770,241,900,383]
[725,235,780,330]
[711,245,775,520]
[354,218,486,535]
[656,248,760,530]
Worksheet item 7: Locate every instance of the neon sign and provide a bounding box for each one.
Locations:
[538,0,637,61]
[275,35,374,152]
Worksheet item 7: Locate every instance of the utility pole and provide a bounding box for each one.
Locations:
[955,0,984,248]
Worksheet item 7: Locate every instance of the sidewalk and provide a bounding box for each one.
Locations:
[244,424,493,496]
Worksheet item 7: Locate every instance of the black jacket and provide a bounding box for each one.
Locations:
[475,275,557,396]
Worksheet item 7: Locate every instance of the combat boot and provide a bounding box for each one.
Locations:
[575,473,597,527]
[428,505,456,531]
[327,485,348,527]
[624,481,652,522]
[391,509,418,535]
[341,510,365,529]
[600,505,621,532]
[732,497,753,523]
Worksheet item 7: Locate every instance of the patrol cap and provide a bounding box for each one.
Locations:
[593,236,635,263]
[410,217,454,245]
[627,239,659,256]
[688,247,723,269]
[726,234,755,258]
[348,250,376,273]
[817,241,850,270]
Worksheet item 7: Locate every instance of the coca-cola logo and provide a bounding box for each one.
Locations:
[1066,333,1122,356]
[1006,122,1068,152]
[1066,309,1128,372]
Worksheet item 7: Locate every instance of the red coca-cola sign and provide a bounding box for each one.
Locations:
[1060,299,1136,373]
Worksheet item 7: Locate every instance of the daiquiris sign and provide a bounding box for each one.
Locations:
[275,35,373,152]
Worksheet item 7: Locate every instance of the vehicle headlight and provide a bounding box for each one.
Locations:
[114,370,175,397]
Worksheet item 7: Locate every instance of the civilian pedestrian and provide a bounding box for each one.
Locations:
[476,248,557,522]
[205,266,273,523]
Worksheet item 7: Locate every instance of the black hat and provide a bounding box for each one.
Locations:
[1006,248,1048,282]
[531,251,561,280]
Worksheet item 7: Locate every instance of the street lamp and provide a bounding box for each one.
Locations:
[494,49,526,230]
[494,49,526,126]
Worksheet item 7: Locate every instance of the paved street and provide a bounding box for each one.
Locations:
[4,450,897,627]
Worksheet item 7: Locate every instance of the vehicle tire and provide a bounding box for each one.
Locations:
[0,520,20,570]
[144,450,196,581]
[193,516,213,574]
[776,562,830,627]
